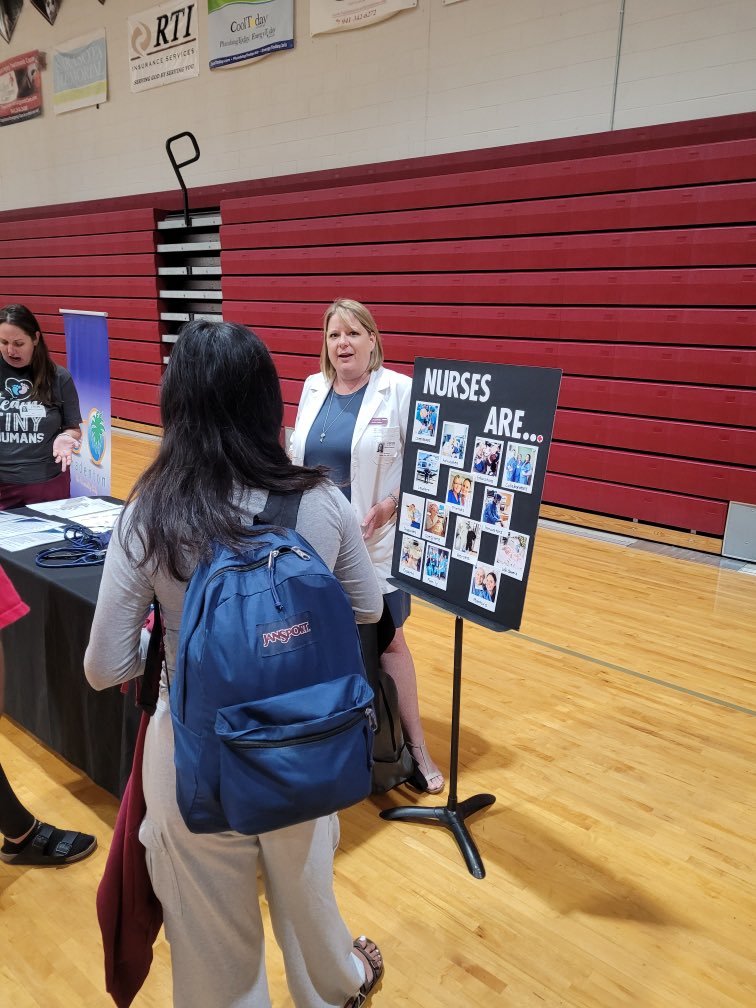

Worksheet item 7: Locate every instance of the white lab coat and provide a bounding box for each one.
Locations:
[290,366,411,593]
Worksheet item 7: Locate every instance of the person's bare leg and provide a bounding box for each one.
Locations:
[381,627,445,793]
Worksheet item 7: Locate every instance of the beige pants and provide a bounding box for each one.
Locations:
[140,695,364,1007]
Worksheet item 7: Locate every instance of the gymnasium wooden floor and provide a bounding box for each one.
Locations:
[1,430,754,1007]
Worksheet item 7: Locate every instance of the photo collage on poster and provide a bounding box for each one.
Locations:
[401,396,543,614]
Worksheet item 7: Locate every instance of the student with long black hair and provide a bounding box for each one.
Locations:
[0,304,82,510]
[85,320,385,1008]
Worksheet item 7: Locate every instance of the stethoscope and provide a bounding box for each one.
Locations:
[35,523,112,568]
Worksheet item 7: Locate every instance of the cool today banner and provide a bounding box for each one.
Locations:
[208,0,294,69]
[62,311,112,498]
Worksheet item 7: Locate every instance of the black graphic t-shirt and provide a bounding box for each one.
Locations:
[0,360,82,485]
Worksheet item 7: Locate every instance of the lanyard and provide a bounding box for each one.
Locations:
[35,522,112,568]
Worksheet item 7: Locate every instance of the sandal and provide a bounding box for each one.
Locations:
[0,821,97,867]
[345,936,383,1007]
[407,742,445,795]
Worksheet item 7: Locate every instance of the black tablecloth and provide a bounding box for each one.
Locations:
[0,508,139,798]
[0,506,391,800]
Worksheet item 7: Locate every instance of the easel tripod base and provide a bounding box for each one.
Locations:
[380,793,496,879]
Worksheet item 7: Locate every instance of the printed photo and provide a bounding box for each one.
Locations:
[471,436,503,485]
[412,400,439,444]
[413,450,440,494]
[398,493,425,534]
[468,563,499,612]
[445,470,473,516]
[452,517,481,563]
[423,543,450,589]
[31,0,61,27]
[423,498,449,544]
[502,442,538,494]
[398,534,424,580]
[438,421,468,466]
[480,487,513,533]
[495,530,530,581]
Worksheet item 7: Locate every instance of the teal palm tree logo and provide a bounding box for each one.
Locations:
[87,408,107,465]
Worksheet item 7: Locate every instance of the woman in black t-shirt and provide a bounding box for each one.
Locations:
[0,304,82,510]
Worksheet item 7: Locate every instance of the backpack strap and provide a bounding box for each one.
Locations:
[254,491,303,530]
[128,597,164,716]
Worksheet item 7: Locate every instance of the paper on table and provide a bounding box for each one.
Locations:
[1,524,65,552]
[26,499,122,532]
[0,512,61,531]
[25,497,121,521]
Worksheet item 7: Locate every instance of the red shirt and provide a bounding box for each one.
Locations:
[0,565,29,630]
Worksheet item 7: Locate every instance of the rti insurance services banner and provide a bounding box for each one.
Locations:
[310,0,416,36]
[208,0,293,69]
[128,1,199,93]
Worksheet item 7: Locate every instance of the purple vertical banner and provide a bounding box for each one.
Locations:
[62,310,112,498]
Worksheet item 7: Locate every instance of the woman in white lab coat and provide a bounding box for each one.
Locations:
[290,299,444,794]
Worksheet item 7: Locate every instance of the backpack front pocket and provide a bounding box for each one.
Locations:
[215,674,375,835]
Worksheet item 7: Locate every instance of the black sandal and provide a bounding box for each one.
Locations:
[345,936,384,1007]
[0,821,97,867]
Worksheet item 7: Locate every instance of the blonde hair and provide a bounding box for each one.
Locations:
[319,298,385,381]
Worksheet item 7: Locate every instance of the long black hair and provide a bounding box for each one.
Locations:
[0,304,57,406]
[125,320,328,580]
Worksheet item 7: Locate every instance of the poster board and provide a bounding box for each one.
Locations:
[390,358,561,632]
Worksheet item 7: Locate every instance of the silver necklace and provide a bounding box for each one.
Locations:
[319,386,361,442]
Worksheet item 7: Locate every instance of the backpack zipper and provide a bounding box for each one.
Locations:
[268,546,311,609]
[228,706,376,749]
[205,545,312,612]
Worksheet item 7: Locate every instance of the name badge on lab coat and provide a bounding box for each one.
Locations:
[371,419,399,464]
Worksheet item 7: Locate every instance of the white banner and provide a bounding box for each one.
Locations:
[128,1,199,93]
[208,0,294,70]
[53,30,107,115]
[310,0,416,36]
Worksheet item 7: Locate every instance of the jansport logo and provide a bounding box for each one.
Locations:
[262,621,311,648]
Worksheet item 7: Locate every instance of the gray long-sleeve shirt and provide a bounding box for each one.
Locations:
[85,484,383,692]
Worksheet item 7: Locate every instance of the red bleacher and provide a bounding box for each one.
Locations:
[1,114,754,539]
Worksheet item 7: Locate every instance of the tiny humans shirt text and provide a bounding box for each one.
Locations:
[0,360,82,484]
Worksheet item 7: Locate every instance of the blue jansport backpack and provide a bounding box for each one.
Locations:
[171,493,376,835]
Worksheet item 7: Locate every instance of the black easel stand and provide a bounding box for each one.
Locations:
[380,615,495,879]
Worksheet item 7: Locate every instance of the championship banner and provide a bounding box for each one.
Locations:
[208,0,293,69]
[62,311,112,499]
[0,51,42,128]
[128,1,199,93]
[391,358,561,632]
[310,0,416,36]
[53,30,108,115]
